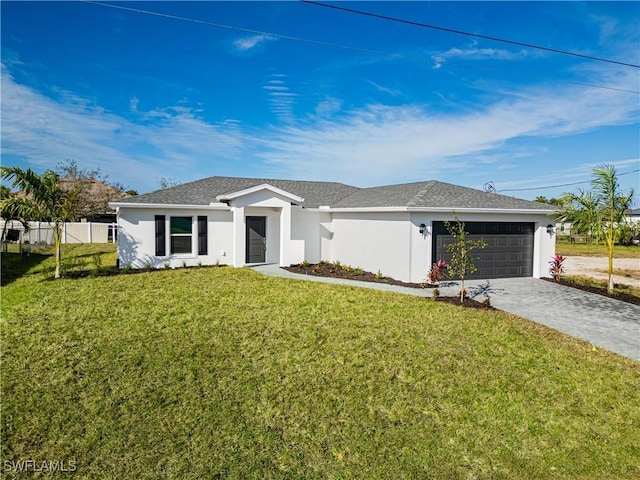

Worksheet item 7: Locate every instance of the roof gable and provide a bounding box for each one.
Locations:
[215,183,304,204]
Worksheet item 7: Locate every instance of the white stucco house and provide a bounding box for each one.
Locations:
[109,176,557,283]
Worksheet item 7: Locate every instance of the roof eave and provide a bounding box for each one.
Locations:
[109,202,230,210]
[325,206,556,214]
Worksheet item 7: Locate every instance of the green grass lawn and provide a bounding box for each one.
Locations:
[555,237,640,258]
[2,245,639,479]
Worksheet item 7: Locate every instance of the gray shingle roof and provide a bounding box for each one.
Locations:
[331,180,553,210]
[117,176,553,211]
[119,176,360,208]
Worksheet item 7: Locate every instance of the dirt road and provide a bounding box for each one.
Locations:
[563,256,640,288]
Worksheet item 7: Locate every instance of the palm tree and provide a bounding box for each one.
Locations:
[591,165,633,293]
[1,167,79,278]
[559,190,602,243]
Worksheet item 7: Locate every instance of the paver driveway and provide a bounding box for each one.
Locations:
[254,265,640,362]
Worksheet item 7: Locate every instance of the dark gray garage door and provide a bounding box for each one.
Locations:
[432,222,534,279]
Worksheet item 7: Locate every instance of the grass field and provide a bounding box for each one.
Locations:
[2,245,639,479]
[555,237,640,258]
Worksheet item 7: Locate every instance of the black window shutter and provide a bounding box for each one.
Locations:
[155,215,166,256]
[198,216,208,255]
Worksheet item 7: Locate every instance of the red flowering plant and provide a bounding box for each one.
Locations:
[549,254,565,282]
[424,259,449,286]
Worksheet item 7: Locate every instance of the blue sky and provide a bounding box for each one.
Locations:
[1,1,639,202]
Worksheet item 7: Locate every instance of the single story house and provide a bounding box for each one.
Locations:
[110,176,557,283]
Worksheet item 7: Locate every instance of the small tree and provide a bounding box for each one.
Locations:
[444,217,487,302]
[157,176,182,189]
[1,167,79,278]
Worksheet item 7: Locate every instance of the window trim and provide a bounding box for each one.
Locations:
[170,216,194,255]
[154,215,209,258]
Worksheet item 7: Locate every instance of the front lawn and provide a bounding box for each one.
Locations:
[2,245,639,479]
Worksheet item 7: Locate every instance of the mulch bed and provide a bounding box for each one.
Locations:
[283,262,494,309]
[542,277,640,306]
[284,262,425,288]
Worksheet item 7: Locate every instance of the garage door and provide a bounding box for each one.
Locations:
[432,222,534,279]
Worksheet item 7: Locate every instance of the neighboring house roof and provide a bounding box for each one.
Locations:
[60,177,130,214]
[115,176,554,211]
[626,208,640,216]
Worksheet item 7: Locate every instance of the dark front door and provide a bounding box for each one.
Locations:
[246,216,266,263]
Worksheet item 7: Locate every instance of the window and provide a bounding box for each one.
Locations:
[170,216,193,254]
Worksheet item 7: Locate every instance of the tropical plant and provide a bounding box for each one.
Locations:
[425,259,448,285]
[558,190,602,243]
[1,185,30,244]
[444,217,487,302]
[1,166,79,278]
[421,259,449,288]
[549,255,565,282]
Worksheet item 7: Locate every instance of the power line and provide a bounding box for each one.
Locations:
[82,1,410,60]
[302,0,640,69]
[82,1,639,95]
[498,168,640,193]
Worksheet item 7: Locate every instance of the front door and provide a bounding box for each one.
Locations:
[246,216,266,263]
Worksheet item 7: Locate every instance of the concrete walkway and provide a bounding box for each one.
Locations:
[252,264,640,362]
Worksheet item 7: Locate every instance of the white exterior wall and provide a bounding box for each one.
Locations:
[117,208,233,269]
[534,220,556,278]
[115,198,555,280]
[290,208,329,265]
[328,212,412,281]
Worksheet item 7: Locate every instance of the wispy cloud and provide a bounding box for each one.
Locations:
[2,57,637,196]
[432,44,529,69]
[233,34,277,54]
[259,72,639,186]
[315,97,343,117]
[263,74,298,123]
[366,80,402,97]
[0,65,247,191]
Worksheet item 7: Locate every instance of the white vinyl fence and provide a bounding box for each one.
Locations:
[1,221,117,245]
